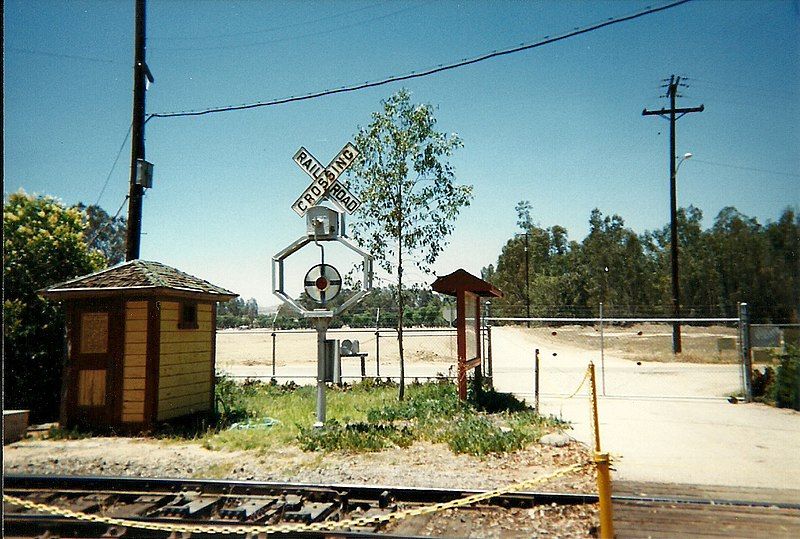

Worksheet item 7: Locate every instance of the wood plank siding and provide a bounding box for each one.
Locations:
[157,302,213,421]
[122,301,148,422]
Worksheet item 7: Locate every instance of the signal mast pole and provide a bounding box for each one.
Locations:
[642,75,703,354]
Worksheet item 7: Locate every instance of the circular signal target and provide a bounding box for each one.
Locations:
[304,264,342,304]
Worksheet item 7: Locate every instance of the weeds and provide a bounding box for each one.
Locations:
[205,375,567,456]
[46,425,93,440]
[442,414,532,456]
[297,420,414,452]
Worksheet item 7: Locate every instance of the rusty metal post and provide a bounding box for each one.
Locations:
[534,348,540,412]
[486,301,494,389]
[271,331,276,377]
[487,325,494,389]
[589,362,614,538]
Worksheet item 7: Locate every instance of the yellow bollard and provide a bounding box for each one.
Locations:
[594,451,614,538]
[588,362,615,539]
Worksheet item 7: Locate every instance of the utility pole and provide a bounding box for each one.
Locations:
[642,75,703,354]
[125,0,153,261]
[524,232,530,327]
[516,232,530,327]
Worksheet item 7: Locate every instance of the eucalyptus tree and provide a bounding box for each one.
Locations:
[347,89,473,400]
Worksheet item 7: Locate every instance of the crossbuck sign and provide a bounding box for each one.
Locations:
[291,143,361,216]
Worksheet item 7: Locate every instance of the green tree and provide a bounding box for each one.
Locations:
[348,89,473,399]
[763,209,800,322]
[643,206,722,316]
[484,202,583,317]
[4,191,106,421]
[576,209,657,315]
[74,203,127,266]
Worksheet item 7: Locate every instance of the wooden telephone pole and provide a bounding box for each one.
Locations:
[125,0,153,261]
[643,75,703,353]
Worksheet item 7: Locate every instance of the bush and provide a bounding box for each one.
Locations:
[297,420,414,452]
[4,191,106,422]
[443,414,532,456]
[772,346,800,410]
[752,366,775,399]
[366,379,463,424]
[469,383,530,414]
[215,376,262,425]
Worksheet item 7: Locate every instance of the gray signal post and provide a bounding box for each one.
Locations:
[273,143,372,426]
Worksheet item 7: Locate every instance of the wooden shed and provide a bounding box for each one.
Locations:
[40,260,237,431]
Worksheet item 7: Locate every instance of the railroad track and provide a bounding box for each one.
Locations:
[4,475,800,538]
[3,474,596,538]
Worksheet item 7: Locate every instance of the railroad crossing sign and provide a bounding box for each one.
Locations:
[292,143,361,216]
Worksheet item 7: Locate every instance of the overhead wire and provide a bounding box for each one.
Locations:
[149,3,423,50]
[95,124,134,206]
[87,195,129,248]
[147,0,693,121]
[6,46,122,64]
[690,158,800,178]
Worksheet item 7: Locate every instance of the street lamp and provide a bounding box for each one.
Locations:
[670,151,693,354]
[678,152,693,171]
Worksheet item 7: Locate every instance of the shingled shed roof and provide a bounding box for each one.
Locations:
[40,260,238,301]
[431,269,503,298]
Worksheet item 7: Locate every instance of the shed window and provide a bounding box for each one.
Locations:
[80,312,109,354]
[179,302,199,329]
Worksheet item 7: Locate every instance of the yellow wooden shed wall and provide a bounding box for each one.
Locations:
[122,301,148,423]
[157,301,213,421]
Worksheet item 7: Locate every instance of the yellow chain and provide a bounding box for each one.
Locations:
[3,462,586,535]
[566,365,591,399]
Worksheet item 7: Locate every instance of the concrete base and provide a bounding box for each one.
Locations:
[3,410,30,444]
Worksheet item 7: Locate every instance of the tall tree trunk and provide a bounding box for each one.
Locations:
[397,179,405,401]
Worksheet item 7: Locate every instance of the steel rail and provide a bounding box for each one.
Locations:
[6,474,800,510]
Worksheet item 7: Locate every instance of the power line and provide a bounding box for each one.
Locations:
[148,0,692,120]
[95,124,133,206]
[149,3,419,47]
[691,158,800,178]
[87,195,129,248]
[6,46,121,65]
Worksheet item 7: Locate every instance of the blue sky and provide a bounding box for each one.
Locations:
[5,0,799,307]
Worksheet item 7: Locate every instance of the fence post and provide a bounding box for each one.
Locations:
[375,308,381,377]
[599,302,606,396]
[487,326,494,389]
[534,348,540,412]
[486,300,493,389]
[271,331,276,377]
[739,302,753,402]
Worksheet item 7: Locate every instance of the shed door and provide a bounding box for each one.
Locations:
[67,303,123,428]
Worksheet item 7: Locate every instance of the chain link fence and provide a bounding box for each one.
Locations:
[216,327,466,382]
[216,304,790,401]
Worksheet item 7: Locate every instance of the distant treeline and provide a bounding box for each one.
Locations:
[482,206,799,323]
[217,288,450,330]
[218,205,798,328]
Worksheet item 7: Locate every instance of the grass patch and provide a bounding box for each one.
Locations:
[45,425,94,440]
[201,376,565,457]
